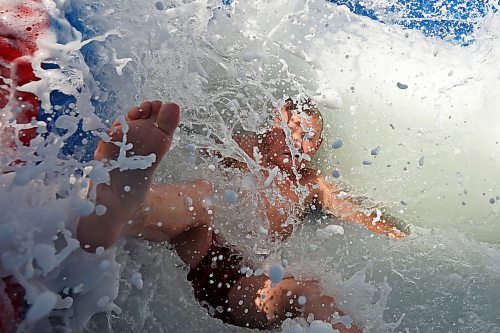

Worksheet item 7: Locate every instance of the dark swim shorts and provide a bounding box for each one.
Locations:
[187,234,244,324]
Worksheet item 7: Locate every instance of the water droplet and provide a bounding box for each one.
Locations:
[397,82,408,89]
[331,138,343,149]
[332,169,341,178]
[224,189,238,204]
[155,1,165,10]
[269,264,284,284]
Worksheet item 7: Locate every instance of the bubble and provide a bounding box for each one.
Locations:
[99,260,111,269]
[185,143,196,152]
[370,146,380,156]
[155,1,165,10]
[298,295,307,305]
[331,138,343,149]
[76,200,95,216]
[184,196,193,208]
[397,82,409,89]
[489,197,496,204]
[269,264,284,284]
[332,169,341,178]
[124,185,131,192]
[95,205,107,216]
[129,272,144,289]
[224,189,239,204]
[245,268,254,277]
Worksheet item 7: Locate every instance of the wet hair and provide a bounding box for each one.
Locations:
[283,97,324,134]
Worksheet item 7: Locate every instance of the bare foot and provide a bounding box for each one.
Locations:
[77,101,180,251]
[95,100,179,175]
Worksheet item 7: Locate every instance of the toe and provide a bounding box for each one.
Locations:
[151,100,163,116]
[112,118,121,127]
[138,101,153,119]
[156,102,180,137]
[104,125,124,147]
[126,106,142,120]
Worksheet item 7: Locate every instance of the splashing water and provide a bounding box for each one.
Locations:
[2,0,500,332]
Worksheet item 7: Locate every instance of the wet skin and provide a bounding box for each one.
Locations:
[234,101,404,239]
[79,100,401,332]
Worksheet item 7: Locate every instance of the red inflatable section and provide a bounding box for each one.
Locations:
[0,1,49,332]
[0,0,49,146]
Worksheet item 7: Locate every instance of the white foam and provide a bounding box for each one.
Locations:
[3,0,500,332]
[25,291,58,322]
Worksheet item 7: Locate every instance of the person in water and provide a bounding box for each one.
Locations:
[77,99,403,332]
[220,98,403,240]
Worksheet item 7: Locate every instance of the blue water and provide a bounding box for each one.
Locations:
[330,0,497,45]
[223,0,498,44]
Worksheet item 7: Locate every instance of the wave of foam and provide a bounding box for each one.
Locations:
[2,0,500,332]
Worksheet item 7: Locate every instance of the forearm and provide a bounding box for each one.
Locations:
[343,208,403,237]
[317,178,405,238]
[228,275,361,332]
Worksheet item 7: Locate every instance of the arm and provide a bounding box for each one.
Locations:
[314,175,405,239]
[227,275,361,332]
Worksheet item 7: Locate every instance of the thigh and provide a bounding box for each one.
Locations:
[170,225,213,268]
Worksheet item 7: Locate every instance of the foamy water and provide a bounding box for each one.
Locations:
[1,0,500,332]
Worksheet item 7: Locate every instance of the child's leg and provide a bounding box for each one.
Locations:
[124,180,213,241]
[227,275,362,332]
[77,101,181,251]
[170,224,214,269]
[125,180,214,268]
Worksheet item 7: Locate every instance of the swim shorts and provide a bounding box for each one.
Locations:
[187,234,244,324]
